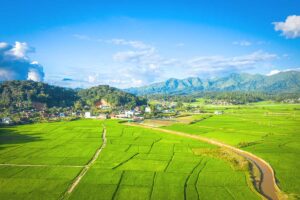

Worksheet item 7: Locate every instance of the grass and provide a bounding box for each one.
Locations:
[141,114,211,127]
[0,120,103,200]
[69,120,260,200]
[0,117,273,199]
[164,103,300,198]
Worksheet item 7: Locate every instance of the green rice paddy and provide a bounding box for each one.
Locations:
[164,103,300,198]
[0,119,260,200]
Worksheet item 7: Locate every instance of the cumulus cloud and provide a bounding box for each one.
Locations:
[273,15,300,38]
[0,41,44,82]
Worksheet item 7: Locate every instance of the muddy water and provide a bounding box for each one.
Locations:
[128,123,281,200]
[240,152,279,200]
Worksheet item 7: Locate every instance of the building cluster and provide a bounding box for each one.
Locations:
[84,105,152,122]
[1,99,221,125]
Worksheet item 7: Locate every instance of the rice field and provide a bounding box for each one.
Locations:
[164,103,300,198]
[69,120,260,200]
[0,120,103,200]
[0,119,261,200]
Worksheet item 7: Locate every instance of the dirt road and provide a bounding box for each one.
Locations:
[127,123,282,200]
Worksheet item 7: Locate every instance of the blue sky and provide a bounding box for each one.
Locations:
[1,0,300,88]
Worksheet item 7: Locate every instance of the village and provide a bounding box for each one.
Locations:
[0,98,224,125]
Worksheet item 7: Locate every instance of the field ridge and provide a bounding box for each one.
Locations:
[61,124,107,199]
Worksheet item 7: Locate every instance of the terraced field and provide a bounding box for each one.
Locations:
[0,120,261,199]
[164,104,300,198]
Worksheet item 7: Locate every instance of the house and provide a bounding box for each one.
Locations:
[134,106,141,112]
[59,113,65,117]
[95,99,111,109]
[214,110,223,115]
[2,117,12,125]
[115,113,127,119]
[132,116,144,122]
[84,112,91,118]
[98,113,109,119]
[125,110,135,118]
[145,106,151,113]
[134,111,142,116]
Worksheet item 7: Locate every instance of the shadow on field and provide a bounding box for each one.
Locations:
[0,127,43,150]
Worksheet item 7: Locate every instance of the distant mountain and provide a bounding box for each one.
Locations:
[125,71,300,95]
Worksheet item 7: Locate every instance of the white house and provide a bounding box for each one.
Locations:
[85,112,96,118]
[214,110,223,115]
[145,106,151,113]
[84,112,91,118]
[2,117,12,125]
[125,110,135,118]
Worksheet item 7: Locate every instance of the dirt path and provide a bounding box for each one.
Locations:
[127,123,282,200]
[61,125,107,199]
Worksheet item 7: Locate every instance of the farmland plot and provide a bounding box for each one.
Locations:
[0,120,103,200]
[69,120,260,200]
[164,104,300,198]
[0,119,261,199]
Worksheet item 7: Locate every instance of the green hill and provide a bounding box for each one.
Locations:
[0,81,146,112]
[0,80,78,110]
[77,85,147,108]
[125,71,300,95]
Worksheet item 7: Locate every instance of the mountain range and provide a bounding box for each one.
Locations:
[125,71,300,95]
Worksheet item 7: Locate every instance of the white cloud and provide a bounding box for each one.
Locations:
[113,48,156,63]
[188,51,277,77]
[0,41,44,82]
[88,74,99,83]
[273,15,300,38]
[267,69,281,76]
[111,39,183,86]
[68,35,283,88]
[267,68,300,76]
[27,68,43,81]
[7,42,34,58]
[109,39,152,49]
[233,40,252,46]
[110,38,279,86]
